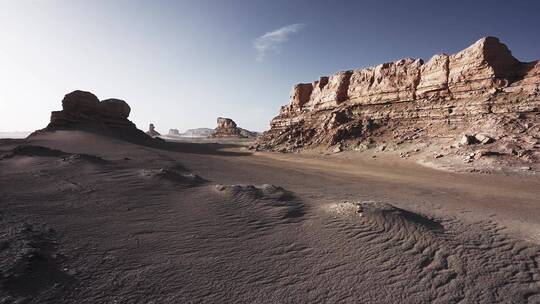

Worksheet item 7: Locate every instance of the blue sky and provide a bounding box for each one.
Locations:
[1,0,539,132]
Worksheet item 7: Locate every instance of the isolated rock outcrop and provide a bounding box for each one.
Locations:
[212,117,242,137]
[210,117,258,138]
[39,90,149,139]
[256,37,540,164]
[146,124,161,137]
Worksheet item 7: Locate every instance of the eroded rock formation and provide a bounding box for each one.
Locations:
[146,124,161,137]
[38,90,149,139]
[211,117,259,138]
[211,117,245,138]
[256,37,540,164]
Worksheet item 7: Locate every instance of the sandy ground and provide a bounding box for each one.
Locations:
[1,130,540,303]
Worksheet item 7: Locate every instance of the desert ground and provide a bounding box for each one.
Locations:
[1,130,540,303]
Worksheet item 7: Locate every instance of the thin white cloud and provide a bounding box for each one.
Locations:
[253,23,305,61]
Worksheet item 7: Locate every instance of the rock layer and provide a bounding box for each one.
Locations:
[256,37,540,163]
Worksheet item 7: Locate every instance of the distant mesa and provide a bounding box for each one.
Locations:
[166,128,214,138]
[211,117,259,138]
[146,123,161,137]
[185,128,214,137]
[168,129,180,136]
[35,90,150,140]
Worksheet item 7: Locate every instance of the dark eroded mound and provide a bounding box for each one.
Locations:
[33,90,153,144]
[139,167,206,187]
[1,145,108,165]
[214,184,305,221]
[331,201,444,232]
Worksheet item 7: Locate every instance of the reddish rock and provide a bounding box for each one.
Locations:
[210,118,259,138]
[62,90,100,115]
[290,83,313,109]
[256,37,540,164]
[211,117,243,138]
[348,59,422,105]
[447,36,519,98]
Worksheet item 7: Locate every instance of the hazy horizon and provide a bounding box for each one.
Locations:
[1,0,539,133]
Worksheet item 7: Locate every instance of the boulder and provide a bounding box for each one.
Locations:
[290,83,313,109]
[100,99,131,119]
[62,90,100,115]
[459,134,476,146]
[474,134,494,144]
[348,59,422,105]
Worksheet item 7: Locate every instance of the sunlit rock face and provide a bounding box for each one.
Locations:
[255,37,540,161]
[211,117,244,138]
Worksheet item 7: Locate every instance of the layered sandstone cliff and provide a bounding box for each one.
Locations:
[256,37,540,166]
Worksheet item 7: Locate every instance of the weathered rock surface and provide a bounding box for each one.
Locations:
[38,90,148,139]
[256,37,540,165]
[239,128,259,138]
[146,123,161,137]
[212,117,242,137]
[211,117,258,138]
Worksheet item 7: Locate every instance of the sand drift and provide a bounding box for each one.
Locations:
[1,131,540,303]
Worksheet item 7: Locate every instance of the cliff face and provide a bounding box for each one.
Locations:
[256,37,540,164]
